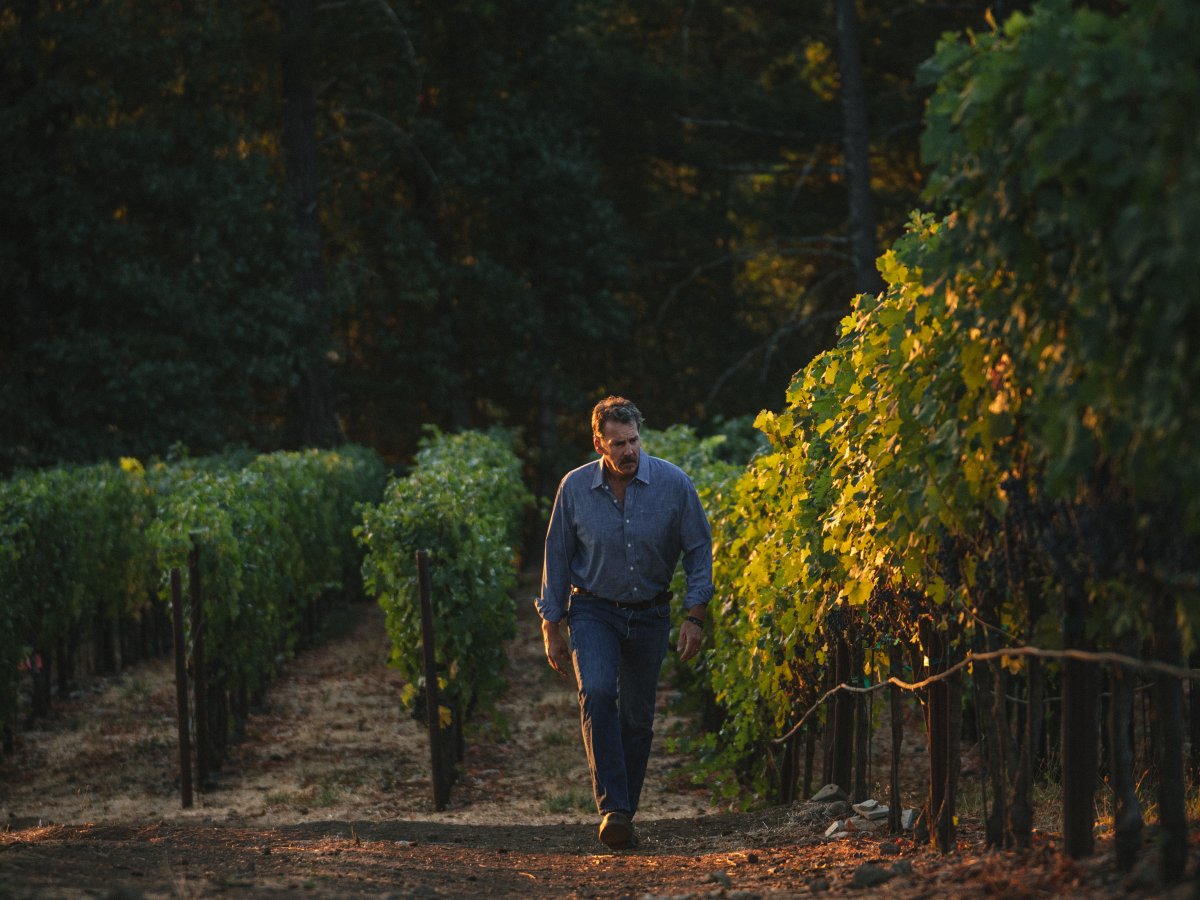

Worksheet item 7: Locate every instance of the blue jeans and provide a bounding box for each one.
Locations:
[567,595,672,818]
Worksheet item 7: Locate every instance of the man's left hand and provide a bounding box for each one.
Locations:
[677,614,704,662]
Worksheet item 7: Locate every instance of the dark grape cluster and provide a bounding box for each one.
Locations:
[1000,474,1033,530]
[935,532,963,591]
[825,603,849,636]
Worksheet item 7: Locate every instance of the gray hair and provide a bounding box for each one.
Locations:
[591,396,644,439]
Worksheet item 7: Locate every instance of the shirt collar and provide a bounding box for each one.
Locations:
[633,453,650,484]
[589,454,651,490]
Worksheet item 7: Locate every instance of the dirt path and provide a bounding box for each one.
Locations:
[1,586,1196,897]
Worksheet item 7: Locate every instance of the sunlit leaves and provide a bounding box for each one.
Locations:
[685,0,1200,803]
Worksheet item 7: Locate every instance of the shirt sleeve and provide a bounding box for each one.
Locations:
[679,478,715,610]
[536,478,574,623]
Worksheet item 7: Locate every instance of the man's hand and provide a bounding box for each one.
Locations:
[677,606,706,662]
[542,619,572,678]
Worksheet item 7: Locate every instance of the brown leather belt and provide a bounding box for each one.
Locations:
[570,585,672,611]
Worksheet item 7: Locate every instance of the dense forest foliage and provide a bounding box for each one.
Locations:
[1,0,1002,486]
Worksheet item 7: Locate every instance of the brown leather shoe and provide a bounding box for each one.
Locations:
[599,811,635,849]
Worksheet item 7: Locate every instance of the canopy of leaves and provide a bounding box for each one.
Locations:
[686,0,1200,799]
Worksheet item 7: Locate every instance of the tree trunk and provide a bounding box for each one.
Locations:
[536,386,560,503]
[1060,590,1099,859]
[907,638,931,846]
[974,653,1007,847]
[834,0,884,296]
[1109,633,1143,873]
[1189,650,1200,783]
[281,0,340,448]
[940,665,962,853]
[30,649,51,720]
[779,730,801,805]
[56,638,71,697]
[803,717,817,801]
[822,660,836,788]
[1009,580,1044,849]
[95,608,118,675]
[1152,593,1187,884]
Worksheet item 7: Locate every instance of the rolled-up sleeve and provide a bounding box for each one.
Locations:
[536,479,574,623]
[679,479,714,610]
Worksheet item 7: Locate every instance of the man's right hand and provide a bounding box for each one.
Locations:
[542,619,572,679]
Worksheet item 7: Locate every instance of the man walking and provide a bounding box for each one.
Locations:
[537,396,714,850]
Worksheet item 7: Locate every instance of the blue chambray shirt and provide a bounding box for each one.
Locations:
[536,453,714,623]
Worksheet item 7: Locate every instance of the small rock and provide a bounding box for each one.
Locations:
[824,820,846,838]
[852,863,895,888]
[811,784,849,803]
[826,800,852,818]
[900,808,918,831]
[704,871,733,888]
[864,806,890,822]
[891,859,914,876]
[807,876,830,892]
[879,842,901,856]
[852,798,880,814]
[846,815,880,832]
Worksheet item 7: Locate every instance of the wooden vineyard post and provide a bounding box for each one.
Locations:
[1109,632,1143,873]
[888,642,903,835]
[170,567,193,809]
[189,540,210,787]
[778,727,801,804]
[831,630,854,794]
[1061,588,1099,859]
[1152,591,1187,884]
[416,550,455,810]
[852,643,869,803]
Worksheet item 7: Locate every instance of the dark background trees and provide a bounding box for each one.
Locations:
[0,0,990,478]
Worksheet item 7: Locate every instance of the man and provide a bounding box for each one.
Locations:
[537,396,714,850]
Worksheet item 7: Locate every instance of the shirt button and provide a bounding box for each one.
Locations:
[629,565,634,570]
[627,543,632,548]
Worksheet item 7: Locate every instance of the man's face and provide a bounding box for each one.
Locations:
[594,420,641,479]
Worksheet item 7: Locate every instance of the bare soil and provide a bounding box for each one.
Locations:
[1,583,1197,898]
